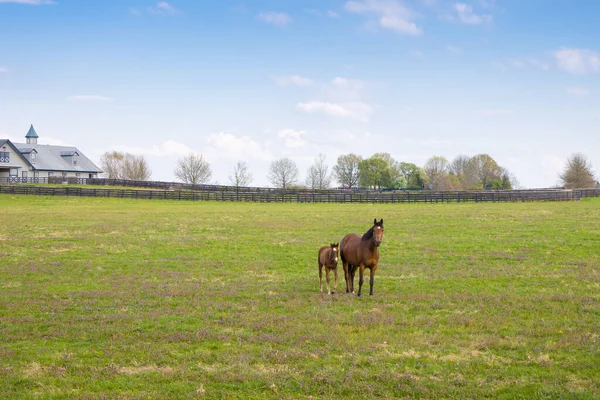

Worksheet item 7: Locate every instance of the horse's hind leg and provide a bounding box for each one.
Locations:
[349,264,356,294]
[343,262,350,293]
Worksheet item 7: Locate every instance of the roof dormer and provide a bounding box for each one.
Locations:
[20,148,38,164]
[60,151,80,167]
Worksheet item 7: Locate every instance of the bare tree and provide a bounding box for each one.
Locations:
[99,151,151,180]
[423,155,449,190]
[228,161,253,188]
[449,155,478,190]
[305,153,332,190]
[333,153,362,189]
[267,157,299,191]
[559,153,596,189]
[174,153,212,185]
[122,154,151,180]
[100,151,125,179]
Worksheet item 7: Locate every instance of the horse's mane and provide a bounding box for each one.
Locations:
[362,227,374,241]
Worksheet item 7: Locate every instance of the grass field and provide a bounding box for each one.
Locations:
[1,195,599,399]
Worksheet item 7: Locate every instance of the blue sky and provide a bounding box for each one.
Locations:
[1,0,599,188]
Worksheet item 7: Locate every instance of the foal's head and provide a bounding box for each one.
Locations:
[371,218,384,247]
[329,243,339,263]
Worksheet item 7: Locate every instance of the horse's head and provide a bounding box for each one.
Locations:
[330,243,339,263]
[372,218,384,247]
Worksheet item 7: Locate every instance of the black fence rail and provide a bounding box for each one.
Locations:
[2,184,598,203]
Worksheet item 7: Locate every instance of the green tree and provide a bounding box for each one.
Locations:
[398,162,424,189]
[471,154,502,189]
[359,157,392,189]
[372,152,401,184]
[333,153,362,188]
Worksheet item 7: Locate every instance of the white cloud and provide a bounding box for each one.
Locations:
[507,58,550,70]
[492,57,550,72]
[272,75,313,87]
[553,48,600,75]
[344,0,422,36]
[114,140,192,157]
[0,0,56,4]
[446,44,461,53]
[454,3,492,25]
[331,77,364,92]
[66,95,114,102]
[0,66,7,73]
[277,129,307,148]
[297,101,372,121]
[305,9,338,18]
[327,77,366,100]
[205,132,273,162]
[148,2,179,15]
[257,11,292,27]
[566,87,590,96]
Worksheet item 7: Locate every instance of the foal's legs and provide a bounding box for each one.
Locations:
[319,262,323,292]
[325,267,331,295]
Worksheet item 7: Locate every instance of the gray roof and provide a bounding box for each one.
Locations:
[25,125,39,138]
[13,142,102,173]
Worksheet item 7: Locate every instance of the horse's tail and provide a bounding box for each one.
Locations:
[340,235,347,264]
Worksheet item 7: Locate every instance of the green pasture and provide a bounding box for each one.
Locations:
[1,195,599,399]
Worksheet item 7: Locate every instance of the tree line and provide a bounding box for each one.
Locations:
[99,151,599,191]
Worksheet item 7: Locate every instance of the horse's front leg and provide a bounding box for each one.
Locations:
[333,267,338,295]
[325,267,331,295]
[357,264,366,297]
[369,264,377,296]
[319,263,323,292]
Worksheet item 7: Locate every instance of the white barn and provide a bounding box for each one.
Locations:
[0,125,102,182]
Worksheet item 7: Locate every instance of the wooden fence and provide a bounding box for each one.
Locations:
[2,184,598,203]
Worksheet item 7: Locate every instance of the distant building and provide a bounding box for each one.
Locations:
[0,125,102,182]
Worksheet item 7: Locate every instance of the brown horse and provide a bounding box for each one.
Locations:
[340,219,384,296]
[318,243,339,295]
